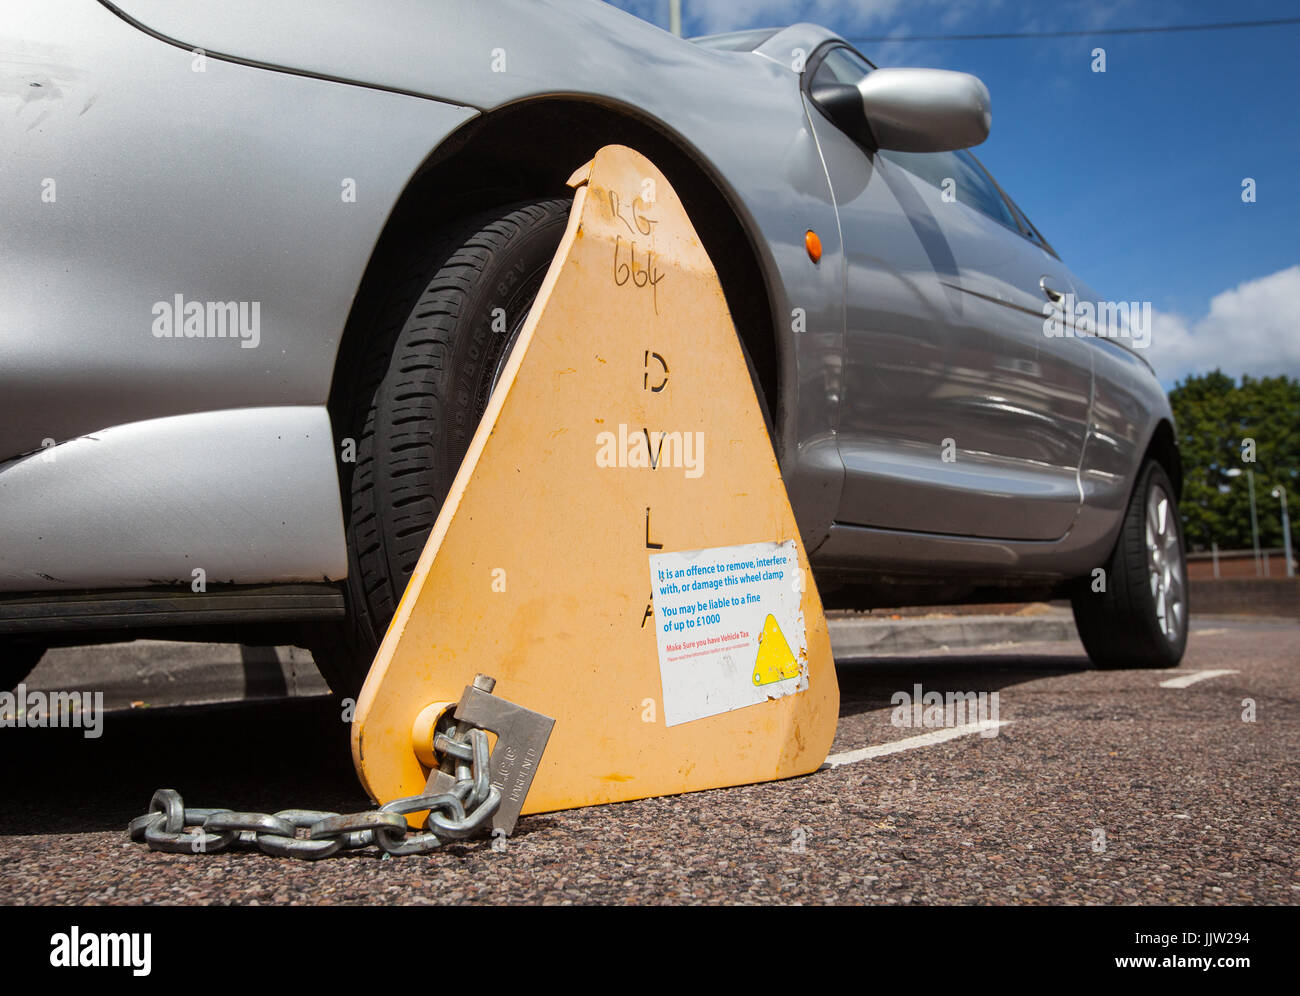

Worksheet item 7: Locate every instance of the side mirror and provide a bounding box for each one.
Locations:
[812,67,991,153]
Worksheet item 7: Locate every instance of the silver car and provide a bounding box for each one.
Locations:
[0,0,1187,694]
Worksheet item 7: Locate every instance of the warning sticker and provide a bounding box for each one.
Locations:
[649,540,808,727]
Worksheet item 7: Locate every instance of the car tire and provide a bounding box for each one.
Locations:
[1071,459,1189,669]
[1,641,45,691]
[309,198,575,696]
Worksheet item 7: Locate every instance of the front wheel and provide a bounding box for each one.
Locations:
[1071,459,1188,669]
[308,198,574,696]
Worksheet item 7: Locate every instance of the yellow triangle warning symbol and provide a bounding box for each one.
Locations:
[753,614,801,686]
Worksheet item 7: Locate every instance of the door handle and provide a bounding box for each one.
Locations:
[1039,276,1065,303]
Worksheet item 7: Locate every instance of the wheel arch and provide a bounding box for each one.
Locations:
[1142,418,1183,501]
[327,96,783,458]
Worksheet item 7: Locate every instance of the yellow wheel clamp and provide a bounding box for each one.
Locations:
[352,144,839,827]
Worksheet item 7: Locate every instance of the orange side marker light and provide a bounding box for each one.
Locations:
[805,229,822,263]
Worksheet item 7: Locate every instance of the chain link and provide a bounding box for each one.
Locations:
[128,726,501,859]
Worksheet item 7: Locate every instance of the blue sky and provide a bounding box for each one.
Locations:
[605,0,1300,386]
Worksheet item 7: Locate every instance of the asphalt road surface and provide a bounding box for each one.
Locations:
[1,616,1295,905]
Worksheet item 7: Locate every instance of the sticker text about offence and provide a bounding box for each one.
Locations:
[653,552,789,633]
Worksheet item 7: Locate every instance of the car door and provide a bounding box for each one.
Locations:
[804,45,1093,541]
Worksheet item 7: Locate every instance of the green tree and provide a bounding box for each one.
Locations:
[1169,371,1300,553]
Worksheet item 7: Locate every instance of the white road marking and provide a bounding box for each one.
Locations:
[1191,628,1227,636]
[1159,669,1239,689]
[823,719,1010,768]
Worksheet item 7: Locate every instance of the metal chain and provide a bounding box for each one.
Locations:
[128,726,502,859]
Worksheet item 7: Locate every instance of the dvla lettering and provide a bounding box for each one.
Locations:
[596,424,704,479]
[151,294,261,348]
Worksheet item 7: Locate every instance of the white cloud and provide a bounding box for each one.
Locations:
[663,0,1124,42]
[663,0,907,37]
[1146,265,1300,385]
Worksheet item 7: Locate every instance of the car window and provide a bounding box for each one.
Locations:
[812,46,874,84]
[1002,191,1055,253]
[881,148,1018,230]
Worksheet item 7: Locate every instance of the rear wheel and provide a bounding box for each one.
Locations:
[1071,459,1188,669]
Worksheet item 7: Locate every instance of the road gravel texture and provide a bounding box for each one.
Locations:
[0,618,1294,904]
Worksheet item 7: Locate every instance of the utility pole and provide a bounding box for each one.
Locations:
[669,0,681,37]
[1226,465,1263,575]
[1248,469,1261,576]
[1273,485,1294,577]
